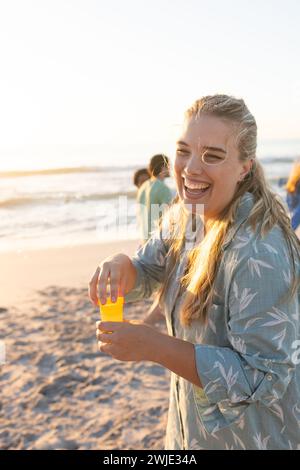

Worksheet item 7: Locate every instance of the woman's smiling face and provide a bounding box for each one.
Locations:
[174,114,252,220]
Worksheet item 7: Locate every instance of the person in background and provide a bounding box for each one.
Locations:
[137,154,173,325]
[137,154,173,242]
[133,168,150,189]
[286,160,300,232]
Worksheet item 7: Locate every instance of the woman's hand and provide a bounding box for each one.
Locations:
[88,253,137,306]
[96,320,160,362]
[96,319,202,387]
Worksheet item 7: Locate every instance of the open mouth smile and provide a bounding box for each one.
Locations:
[182,178,212,200]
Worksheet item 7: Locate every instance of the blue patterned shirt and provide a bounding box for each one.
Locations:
[125,192,300,450]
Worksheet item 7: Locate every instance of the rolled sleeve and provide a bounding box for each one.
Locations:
[195,345,253,404]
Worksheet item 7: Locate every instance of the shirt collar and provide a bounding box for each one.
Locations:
[222,192,255,251]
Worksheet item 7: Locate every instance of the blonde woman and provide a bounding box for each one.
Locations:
[286,161,300,232]
[89,95,300,450]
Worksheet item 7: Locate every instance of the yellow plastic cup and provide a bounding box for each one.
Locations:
[98,296,124,322]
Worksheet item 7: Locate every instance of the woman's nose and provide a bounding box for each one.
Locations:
[185,153,204,174]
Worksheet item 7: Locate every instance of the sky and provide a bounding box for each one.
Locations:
[0,0,299,170]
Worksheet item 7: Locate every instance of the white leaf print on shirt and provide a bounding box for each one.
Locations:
[237,415,245,430]
[211,423,220,439]
[262,307,297,348]
[234,235,251,250]
[269,403,284,423]
[283,270,291,285]
[291,310,299,321]
[263,307,292,326]
[231,430,246,450]
[231,281,258,314]
[253,432,271,450]
[230,391,247,403]
[247,257,274,278]
[194,330,204,344]
[189,438,205,450]
[272,328,287,351]
[230,336,246,354]
[233,280,239,299]
[216,349,225,360]
[280,425,286,434]
[204,380,222,396]
[244,317,262,329]
[213,362,239,392]
[252,239,259,254]
[201,404,219,417]
[253,368,260,386]
[292,404,300,425]
[239,288,258,313]
[262,242,279,255]
[282,248,290,265]
[208,317,217,335]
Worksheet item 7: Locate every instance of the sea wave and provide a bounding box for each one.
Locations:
[0,165,138,179]
[0,190,137,208]
[0,155,297,179]
[260,156,297,164]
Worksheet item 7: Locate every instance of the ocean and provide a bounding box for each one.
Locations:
[0,146,299,252]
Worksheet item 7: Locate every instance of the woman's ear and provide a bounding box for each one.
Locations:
[239,159,253,181]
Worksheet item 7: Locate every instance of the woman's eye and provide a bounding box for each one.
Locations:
[203,154,223,163]
[176,149,189,156]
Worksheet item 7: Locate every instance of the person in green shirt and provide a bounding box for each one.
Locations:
[137,154,173,242]
[136,154,173,325]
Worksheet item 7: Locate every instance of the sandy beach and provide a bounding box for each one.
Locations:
[0,240,140,308]
[0,241,170,450]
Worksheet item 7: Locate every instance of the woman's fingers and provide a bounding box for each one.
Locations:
[98,341,108,354]
[109,267,121,302]
[89,255,127,308]
[97,263,110,304]
[96,331,114,343]
[88,267,100,306]
[118,277,126,298]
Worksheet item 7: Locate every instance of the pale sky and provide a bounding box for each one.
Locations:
[0,0,299,170]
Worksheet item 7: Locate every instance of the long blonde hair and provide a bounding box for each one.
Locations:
[158,95,300,327]
[286,161,300,193]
